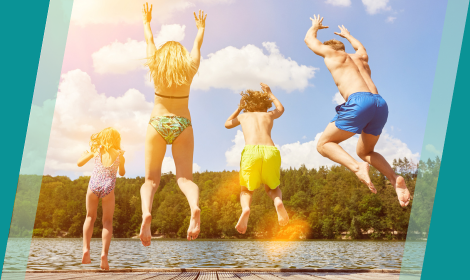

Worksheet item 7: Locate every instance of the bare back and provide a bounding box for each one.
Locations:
[150,63,198,120]
[238,112,275,146]
[348,53,378,94]
[324,52,371,100]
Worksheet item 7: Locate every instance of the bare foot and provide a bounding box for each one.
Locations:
[355,162,377,194]
[81,250,91,264]
[100,254,109,270]
[139,213,152,247]
[395,176,411,207]
[235,208,250,234]
[274,200,289,226]
[187,208,201,240]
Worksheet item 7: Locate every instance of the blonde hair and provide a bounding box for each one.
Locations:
[145,41,195,88]
[89,127,121,153]
[324,39,345,51]
[239,90,273,112]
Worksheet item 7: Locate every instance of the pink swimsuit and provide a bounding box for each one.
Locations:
[89,149,121,198]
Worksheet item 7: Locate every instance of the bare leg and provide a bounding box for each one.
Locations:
[235,186,253,234]
[172,127,201,240]
[264,185,289,226]
[357,132,411,207]
[100,190,115,270]
[82,188,98,264]
[140,125,167,246]
[317,122,377,193]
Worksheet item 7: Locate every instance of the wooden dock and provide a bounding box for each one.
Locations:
[1,268,420,280]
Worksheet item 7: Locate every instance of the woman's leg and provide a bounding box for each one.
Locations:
[140,125,167,246]
[263,185,289,226]
[82,188,98,264]
[100,190,115,270]
[172,126,201,241]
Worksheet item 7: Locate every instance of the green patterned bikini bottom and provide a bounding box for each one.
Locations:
[149,116,192,144]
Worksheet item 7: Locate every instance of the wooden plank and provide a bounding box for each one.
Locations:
[147,272,183,280]
[198,271,217,280]
[217,272,240,280]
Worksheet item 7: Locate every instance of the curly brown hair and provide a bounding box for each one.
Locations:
[324,39,345,51]
[239,89,273,112]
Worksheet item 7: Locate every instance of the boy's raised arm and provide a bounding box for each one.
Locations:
[334,25,368,60]
[304,14,335,58]
[225,106,242,129]
[261,83,284,119]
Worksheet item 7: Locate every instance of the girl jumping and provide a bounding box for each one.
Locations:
[77,127,126,270]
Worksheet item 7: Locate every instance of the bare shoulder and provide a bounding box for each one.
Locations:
[349,52,368,62]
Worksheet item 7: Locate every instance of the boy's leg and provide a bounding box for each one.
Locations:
[264,185,289,226]
[140,125,167,246]
[235,186,253,234]
[317,122,377,193]
[82,188,98,264]
[172,127,201,241]
[357,132,411,207]
[100,190,115,270]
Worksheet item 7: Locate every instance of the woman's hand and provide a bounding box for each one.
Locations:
[142,2,152,24]
[194,9,207,30]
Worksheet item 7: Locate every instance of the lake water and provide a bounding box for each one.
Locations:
[4,239,426,270]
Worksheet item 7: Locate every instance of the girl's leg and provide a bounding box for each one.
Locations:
[235,186,253,234]
[82,188,99,264]
[172,126,201,241]
[140,125,167,246]
[264,185,289,226]
[100,189,115,270]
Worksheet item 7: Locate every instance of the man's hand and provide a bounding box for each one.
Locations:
[194,9,207,30]
[334,25,350,38]
[142,2,152,24]
[260,82,272,94]
[310,14,329,31]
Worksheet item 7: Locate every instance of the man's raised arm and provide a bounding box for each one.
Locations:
[304,14,335,57]
[335,25,368,59]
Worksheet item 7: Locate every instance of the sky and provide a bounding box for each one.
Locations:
[34,0,447,179]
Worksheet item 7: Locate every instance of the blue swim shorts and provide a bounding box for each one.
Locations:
[331,92,388,136]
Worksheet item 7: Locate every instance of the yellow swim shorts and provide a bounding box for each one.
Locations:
[240,145,281,191]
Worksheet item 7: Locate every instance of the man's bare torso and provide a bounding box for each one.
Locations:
[324,52,377,100]
[238,112,275,146]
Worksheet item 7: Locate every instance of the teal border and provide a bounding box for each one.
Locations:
[0,0,50,278]
[0,0,73,277]
[421,1,470,279]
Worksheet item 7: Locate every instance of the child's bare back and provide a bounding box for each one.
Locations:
[238,112,275,146]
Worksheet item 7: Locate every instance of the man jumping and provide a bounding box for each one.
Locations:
[304,15,410,207]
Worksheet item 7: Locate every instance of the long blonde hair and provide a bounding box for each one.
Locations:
[145,41,195,88]
[89,127,121,153]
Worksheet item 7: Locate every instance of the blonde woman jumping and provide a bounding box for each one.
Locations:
[140,3,206,245]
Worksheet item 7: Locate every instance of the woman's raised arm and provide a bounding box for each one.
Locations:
[142,3,156,58]
[190,10,207,68]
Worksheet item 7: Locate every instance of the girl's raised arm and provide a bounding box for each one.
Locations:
[142,3,157,58]
[190,10,207,69]
[77,151,94,167]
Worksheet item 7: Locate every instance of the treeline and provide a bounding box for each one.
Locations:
[9,157,439,240]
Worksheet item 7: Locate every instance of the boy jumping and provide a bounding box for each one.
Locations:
[225,83,289,234]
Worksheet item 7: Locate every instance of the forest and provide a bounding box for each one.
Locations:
[8,157,440,240]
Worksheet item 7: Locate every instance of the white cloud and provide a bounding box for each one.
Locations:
[40,69,199,177]
[332,92,345,105]
[92,24,186,74]
[425,144,440,156]
[225,130,245,167]
[225,130,419,170]
[362,0,391,15]
[71,0,230,26]
[386,16,397,23]
[325,0,351,7]
[191,42,317,93]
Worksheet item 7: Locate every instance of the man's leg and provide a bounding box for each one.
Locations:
[356,132,411,207]
[235,186,253,234]
[317,122,377,193]
[264,185,289,226]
